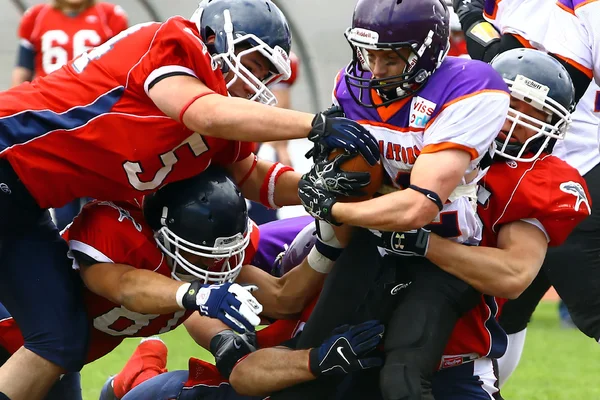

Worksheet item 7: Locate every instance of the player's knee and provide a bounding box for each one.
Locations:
[23,314,89,371]
[379,361,422,400]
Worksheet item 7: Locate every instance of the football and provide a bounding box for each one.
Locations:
[328,149,384,202]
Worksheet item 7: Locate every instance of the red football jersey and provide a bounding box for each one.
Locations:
[1,17,251,209]
[18,2,128,78]
[62,200,194,362]
[442,154,591,364]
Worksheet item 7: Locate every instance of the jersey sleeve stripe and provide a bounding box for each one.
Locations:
[554,53,594,79]
[510,34,535,49]
[144,66,198,95]
[557,1,576,15]
[575,0,599,10]
[18,39,33,50]
[421,142,479,160]
[0,86,124,150]
[68,239,114,270]
[520,218,550,242]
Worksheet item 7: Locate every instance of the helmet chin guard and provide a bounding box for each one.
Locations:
[191,0,292,106]
[157,219,252,284]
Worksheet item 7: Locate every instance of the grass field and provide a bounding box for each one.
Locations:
[80,301,600,400]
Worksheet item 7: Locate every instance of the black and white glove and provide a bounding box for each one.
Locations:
[298,179,339,225]
[210,329,257,378]
[302,151,371,197]
[308,112,379,165]
[309,320,384,377]
[380,228,431,257]
[179,281,263,333]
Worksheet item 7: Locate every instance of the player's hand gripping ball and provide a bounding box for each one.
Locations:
[325,148,383,201]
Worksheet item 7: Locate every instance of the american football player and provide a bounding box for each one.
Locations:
[287,0,509,398]
[0,0,379,398]
[453,0,600,386]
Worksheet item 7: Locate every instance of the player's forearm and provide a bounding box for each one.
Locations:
[332,189,438,231]
[185,95,314,142]
[426,234,537,299]
[237,262,324,319]
[118,269,185,314]
[183,313,229,349]
[239,159,301,207]
[229,348,314,396]
[11,67,32,87]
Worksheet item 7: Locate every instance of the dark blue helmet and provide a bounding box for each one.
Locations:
[191,0,292,105]
[143,166,251,284]
[345,0,450,108]
[491,48,576,162]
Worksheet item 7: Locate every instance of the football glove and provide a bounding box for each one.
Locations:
[302,151,371,197]
[181,281,263,333]
[298,179,340,226]
[309,320,384,377]
[308,113,379,166]
[210,329,257,378]
[379,228,431,257]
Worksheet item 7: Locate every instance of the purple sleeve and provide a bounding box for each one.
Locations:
[251,216,316,275]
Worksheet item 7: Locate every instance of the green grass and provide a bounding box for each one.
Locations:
[81,301,600,399]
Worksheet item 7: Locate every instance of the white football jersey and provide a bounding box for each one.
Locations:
[485,0,600,175]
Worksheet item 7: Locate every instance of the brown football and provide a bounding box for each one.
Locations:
[327,148,384,202]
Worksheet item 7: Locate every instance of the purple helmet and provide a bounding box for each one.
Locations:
[345,0,450,107]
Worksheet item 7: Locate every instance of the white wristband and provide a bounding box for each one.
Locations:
[175,282,192,309]
[307,246,334,274]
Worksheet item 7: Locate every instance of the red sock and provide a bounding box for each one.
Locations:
[112,337,168,398]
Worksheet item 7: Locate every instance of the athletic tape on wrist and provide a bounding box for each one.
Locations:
[175,282,192,309]
[307,245,335,274]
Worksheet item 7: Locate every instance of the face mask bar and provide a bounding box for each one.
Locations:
[155,219,252,284]
[344,27,436,108]
[211,10,291,106]
[496,77,572,162]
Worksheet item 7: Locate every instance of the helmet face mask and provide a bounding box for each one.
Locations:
[143,166,251,285]
[192,0,292,106]
[156,219,252,284]
[490,49,576,163]
[343,0,450,108]
[345,28,440,107]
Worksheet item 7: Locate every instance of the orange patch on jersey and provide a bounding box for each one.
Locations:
[574,0,599,10]
[554,54,594,79]
[371,90,412,122]
[556,1,576,14]
[421,142,479,160]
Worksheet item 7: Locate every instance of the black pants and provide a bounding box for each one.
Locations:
[272,229,480,400]
[500,162,600,340]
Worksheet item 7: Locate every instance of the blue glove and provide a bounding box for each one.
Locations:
[309,320,384,377]
[308,113,380,165]
[181,281,263,333]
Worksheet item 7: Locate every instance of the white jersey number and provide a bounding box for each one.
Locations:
[93,306,186,336]
[41,29,101,74]
[124,133,210,191]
